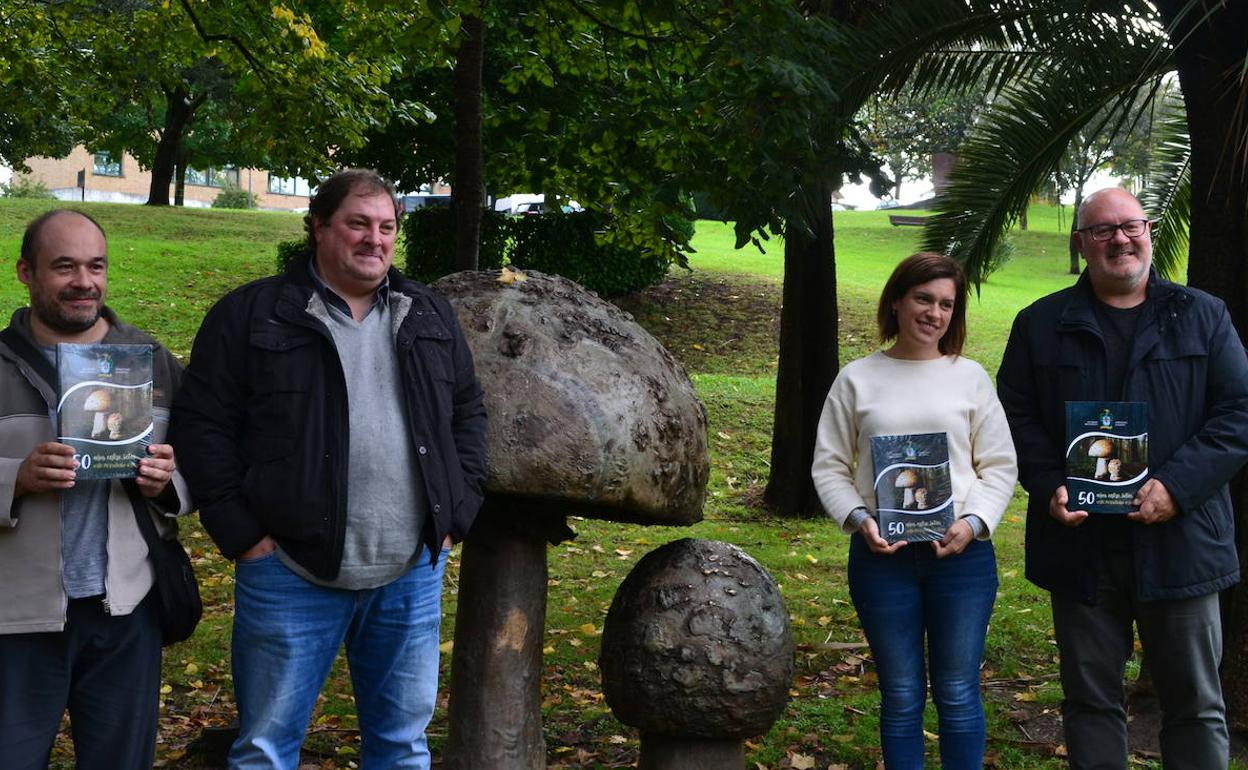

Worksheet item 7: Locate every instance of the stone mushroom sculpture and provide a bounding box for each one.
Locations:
[431,270,710,770]
[1089,438,1115,479]
[895,468,921,509]
[599,538,793,770]
[83,388,113,438]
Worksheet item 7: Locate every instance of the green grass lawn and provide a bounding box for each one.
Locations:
[0,199,1217,769]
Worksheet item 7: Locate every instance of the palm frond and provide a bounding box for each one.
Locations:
[1139,107,1192,280]
[921,54,1172,287]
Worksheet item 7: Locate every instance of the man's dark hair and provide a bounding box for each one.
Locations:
[303,169,399,249]
[876,251,968,355]
[20,209,107,271]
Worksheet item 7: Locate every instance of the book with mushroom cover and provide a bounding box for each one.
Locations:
[56,343,154,480]
[870,432,953,542]
[1065,401,1148,514]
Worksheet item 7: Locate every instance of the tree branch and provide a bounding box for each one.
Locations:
[176,0,270,83]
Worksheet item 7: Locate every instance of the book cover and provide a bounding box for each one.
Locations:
[870,432,953,542]
[1064,401,1149,514]
[56,343,154,480]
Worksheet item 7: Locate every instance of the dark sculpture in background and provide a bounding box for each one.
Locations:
[432,269,711,769]
[600,538,794,770]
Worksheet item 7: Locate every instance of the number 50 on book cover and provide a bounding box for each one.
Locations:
[1065,401,1148,514]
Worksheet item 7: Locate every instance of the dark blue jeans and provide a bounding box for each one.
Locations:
[0,594,162,770]
[848,534,998,769]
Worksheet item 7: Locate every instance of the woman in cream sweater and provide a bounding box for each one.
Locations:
[811,253,1017,769]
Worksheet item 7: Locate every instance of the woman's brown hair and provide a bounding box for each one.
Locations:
[876,252,968,355]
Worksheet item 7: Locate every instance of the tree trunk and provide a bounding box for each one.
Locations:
[1068,186,1084,275]
[763,181,840,517]
[452,10,485,272]
[174,145,187,207]
[1154,0,1248,731]
[146,86,196,206]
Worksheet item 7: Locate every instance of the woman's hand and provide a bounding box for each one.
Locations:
[932,518,974,558]
[859,517,907,555]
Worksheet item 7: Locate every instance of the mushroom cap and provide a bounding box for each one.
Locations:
[83,389,112,411]
[894,468,920,487]
[599,538,793,739]
[432,270,709,525]
[1088,438,1115,457]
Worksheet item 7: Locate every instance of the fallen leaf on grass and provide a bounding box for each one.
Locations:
[789,753,816,769]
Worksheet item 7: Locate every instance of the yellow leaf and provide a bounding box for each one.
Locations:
[439,640,454,654]
[692,343,705,351]
[1014,691,1037,702]
[716,431,732,440]
[160,684,173,695]
[184,662,198,675]
[591,570,609,578]
[579,623,597,635]
[497,267,529,284]
[923,729,939,741]
[790,752,816,769]
[805,554,819,564]
[542,646,555,655]
[614,548,632,556]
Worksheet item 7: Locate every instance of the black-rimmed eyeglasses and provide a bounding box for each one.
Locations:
[1077,219,1151,241]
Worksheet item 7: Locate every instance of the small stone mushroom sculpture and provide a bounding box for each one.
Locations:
[1088,438,1115,479]
[599,538,793,770]
[432,270,710,770]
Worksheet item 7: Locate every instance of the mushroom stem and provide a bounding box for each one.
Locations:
[91,411,108,437]
[445,504,566,770]
[902,487,915,508]
[1094,458,1108,479]
[639,734,745,770]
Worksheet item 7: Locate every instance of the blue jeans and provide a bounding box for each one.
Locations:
[229,547,449,770]
[848,534,998,770]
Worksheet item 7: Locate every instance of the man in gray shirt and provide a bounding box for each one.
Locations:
[0,209,189,770]
[172,169,488,770]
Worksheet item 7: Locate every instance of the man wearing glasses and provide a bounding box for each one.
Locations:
[998,187,1248,769]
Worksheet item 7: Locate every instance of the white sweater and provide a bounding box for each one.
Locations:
[811,351,1018,537]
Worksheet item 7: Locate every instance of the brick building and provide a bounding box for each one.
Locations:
[17,146,312,210]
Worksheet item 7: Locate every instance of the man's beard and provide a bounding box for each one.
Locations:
[29,288,102,333]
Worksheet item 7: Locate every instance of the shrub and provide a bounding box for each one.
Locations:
[403,207,508,283]
[212,182,258,209]
[509,211,669,297]
[275,239,307,274]
[0,175,55,199]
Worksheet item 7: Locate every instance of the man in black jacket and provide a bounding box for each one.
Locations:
[171,169,487,770]
[998,187,1248,770]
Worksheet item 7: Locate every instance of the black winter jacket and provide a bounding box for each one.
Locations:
[998,270,1248,604]
[170,255,488,581]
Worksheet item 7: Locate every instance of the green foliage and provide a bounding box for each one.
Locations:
[0,176,55,199]
[510,211,671,296]
[401,208,673,295]
[211,182,258,209]
[402,208,508,284]
[275,238,307,274]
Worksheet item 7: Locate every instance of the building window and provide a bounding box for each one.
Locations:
[186,166,240,188]
[268,175,311,197]
[92,152,122,177]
